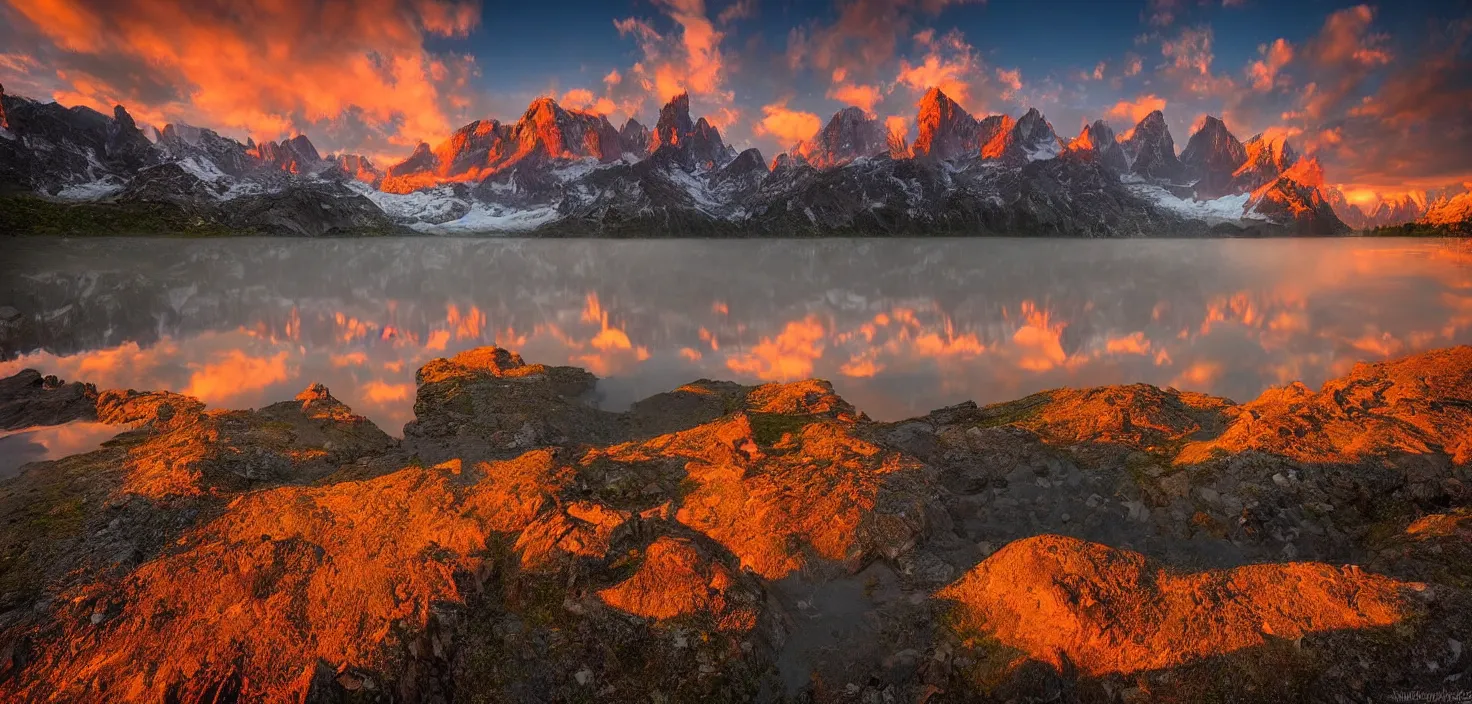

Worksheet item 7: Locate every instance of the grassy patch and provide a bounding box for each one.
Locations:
[746,412,818,446]
[0,195,251,237]
[973,392,1051,429]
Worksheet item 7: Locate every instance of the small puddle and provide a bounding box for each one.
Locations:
[0,422,121,478]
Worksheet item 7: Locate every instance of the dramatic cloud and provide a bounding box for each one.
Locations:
[560,88,615,116]
[1106,94,1167,127]
[1311,17,1472,192]
[827,82,883,114]
[616,0,730,103]
[1248,39,1294,92]
[896,29,984,110]
[0,0,486,160]
[753,100,822,146]
[1162,25,1214,76]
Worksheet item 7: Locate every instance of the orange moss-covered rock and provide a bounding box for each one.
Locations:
[597,536,760,632]
[2,450,574,702]
[1176,346,1472,466]
[939,534,1416,677]
[116,384,394,500]
[405,347,611,460]
[1021,384,1231,452]
[601,412,931,579]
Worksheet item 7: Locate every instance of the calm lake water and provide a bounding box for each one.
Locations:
[2,237,1470,471]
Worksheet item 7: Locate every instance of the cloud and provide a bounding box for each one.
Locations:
[995,67,1022,100]
[1146,0,1179,27]
[1106,94,1167,126]
[753,101,822,146]
[1124,53,1144,77]
[1161,25,1214,76]
[1247,38,1294,92]
[617,0,729,104]
[785,0,981,85]
[716,0,756,24]
[0,0,485,161]
[1309,17,1472,192]
[896,29,984,111]
[827,82,883,114]
[560,88,615,115]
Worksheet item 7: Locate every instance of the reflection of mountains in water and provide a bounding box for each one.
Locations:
[2,238,1469,401]
[2,238,1222,359]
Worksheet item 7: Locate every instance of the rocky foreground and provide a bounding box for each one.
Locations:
[0,346,1469,702]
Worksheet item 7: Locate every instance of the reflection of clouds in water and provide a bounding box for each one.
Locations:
[1,238,1470,432]
[0,422,121,478]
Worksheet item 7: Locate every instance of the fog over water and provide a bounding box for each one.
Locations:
[2,237,1469,467]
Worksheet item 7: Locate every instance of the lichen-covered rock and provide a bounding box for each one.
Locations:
[0,345,1469,703]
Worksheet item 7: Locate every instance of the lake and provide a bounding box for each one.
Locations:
[2,237,1470,473]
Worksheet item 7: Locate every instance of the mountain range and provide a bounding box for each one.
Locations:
[3,80,1463,237]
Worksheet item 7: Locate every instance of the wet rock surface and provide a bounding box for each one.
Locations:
[0,346,1469,702]
[0,369,98,430]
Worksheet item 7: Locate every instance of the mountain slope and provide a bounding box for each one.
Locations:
[0,87,1388,238]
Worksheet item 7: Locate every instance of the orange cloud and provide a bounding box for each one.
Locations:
[617,0,729,104]
[1107,94,1167,126]
[726,317,825,381]
[415,0,480,37]
[1311,5,1392,68]
[184,350,291,405]
[4,0,484,158]
[560,88,616,115]
[1161,25,1214,76]
[362,380,413,404]
[896,29,981,111]
[994,67,1022,100]
[753,101,821,146]
[1105,332,1153,356]
[1248,38,1294,92]
[827,83,882,114]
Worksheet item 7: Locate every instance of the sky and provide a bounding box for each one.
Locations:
[1,0,1469,204]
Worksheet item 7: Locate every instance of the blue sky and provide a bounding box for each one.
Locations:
[2,0,1469,199]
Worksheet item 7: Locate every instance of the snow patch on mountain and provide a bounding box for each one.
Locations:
[1127,183,1261,223]
[56,177,126,201]
[348,183,468,223]
[176,156,228,184]
[410,203,560,234]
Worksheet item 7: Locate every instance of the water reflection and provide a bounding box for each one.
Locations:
[0,422,121,477]
[1,238,1469,435]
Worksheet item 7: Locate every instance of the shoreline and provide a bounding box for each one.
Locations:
[0,345,1469,701]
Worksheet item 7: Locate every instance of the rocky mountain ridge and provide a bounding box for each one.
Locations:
[0,344,1469,701]
[0,84,1396,236]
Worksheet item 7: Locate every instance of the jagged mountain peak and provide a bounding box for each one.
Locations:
[796,106,890,168]
[1180,115,1246,198]
[1001,107,1062,163]
[1121,110,1183,181]
[914,88,985,161]
[652,92,695,151]
[643,93,730,170]
[1067,119,1127,172]
[619,118,650,153]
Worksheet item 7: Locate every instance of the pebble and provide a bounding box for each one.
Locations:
[574,668,593,686]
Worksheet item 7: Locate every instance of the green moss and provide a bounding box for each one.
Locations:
[0,473,92,607]
[0,195,251,237]
[973,392,1051,429]
[747,412,818,446]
